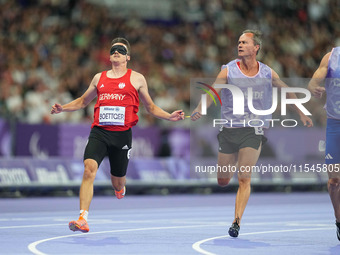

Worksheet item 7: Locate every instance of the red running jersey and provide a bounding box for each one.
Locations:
[91,69,139,131]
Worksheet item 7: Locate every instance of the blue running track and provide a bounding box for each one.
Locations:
[0,193,339,255]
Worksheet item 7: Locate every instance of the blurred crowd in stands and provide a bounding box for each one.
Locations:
[1,0,339,127]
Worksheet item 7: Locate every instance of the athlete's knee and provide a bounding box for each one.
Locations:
[217,178,231,187]
[238,177,251,187]
[83,160,98,180]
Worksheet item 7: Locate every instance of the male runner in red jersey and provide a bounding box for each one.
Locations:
[51,38,184,233]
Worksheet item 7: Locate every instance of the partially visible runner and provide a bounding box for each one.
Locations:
[51,37,184,233]
[308,47,340,241]
[191,29,313,237]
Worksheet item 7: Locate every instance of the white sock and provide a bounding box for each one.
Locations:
[79,210,89,221]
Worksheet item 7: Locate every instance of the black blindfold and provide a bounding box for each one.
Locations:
[110,45,128,55]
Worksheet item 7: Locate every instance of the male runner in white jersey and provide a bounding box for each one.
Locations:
[51,38,184,232]
[191,30,313,237]
[308,47,340,241]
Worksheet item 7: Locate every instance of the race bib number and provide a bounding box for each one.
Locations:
[99,106,125,126]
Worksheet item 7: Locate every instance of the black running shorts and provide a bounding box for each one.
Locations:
[84,126,132,177]
[217,127,267,154]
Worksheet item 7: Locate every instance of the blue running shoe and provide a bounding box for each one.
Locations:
[228,222,240,237]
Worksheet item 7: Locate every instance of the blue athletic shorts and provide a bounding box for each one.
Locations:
[325,118,340,164]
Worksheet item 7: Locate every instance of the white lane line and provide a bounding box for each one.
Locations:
[1,220,221,230]
[0,219,331,229]
[0,224,67,229]
[0,220,129,229]
[28,223,222,255]
[192,227,333,255]
[4,219,331,230]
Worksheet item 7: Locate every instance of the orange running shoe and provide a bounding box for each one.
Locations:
[115,186,126,199]
[69,218,89,233]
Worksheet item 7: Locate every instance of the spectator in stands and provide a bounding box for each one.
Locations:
[1,0,339,127]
